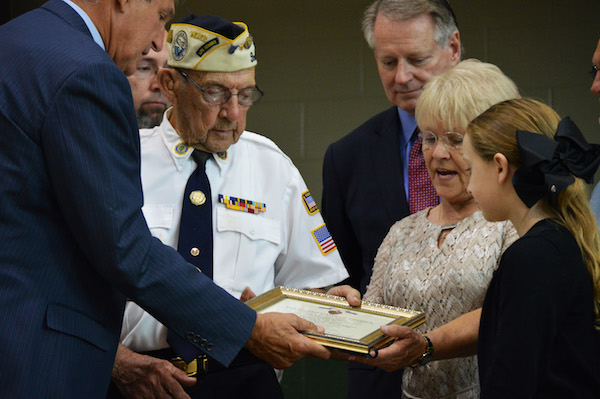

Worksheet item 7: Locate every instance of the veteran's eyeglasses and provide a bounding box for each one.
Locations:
[419,131,464,151]
[176,69,264,107]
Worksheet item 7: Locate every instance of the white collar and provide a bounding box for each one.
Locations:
[62,0,105,50]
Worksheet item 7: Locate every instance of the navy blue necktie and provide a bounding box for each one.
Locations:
[176,150,213,279]
[167,150,214,362]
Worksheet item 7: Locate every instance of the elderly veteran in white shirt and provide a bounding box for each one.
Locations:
[109,14,352,399]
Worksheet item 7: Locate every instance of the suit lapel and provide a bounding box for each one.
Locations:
[370,107,409,221]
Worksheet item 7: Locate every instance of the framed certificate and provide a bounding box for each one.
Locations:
[245,286,425,357]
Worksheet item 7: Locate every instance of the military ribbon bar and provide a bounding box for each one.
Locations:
[218,194,266,214]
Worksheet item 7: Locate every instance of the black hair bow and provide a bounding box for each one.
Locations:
[513,116,600,208]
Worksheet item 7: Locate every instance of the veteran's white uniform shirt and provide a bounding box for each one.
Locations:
[120,114,348,351]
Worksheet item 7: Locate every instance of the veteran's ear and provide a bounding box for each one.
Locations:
[158,68,178,105]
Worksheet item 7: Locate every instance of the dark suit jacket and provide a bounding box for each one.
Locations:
[322,106,410,294]
[322,107,410,397]
[0,2,255,397]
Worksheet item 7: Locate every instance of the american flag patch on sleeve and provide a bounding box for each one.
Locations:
[302,190,319,215]
[311,224,337,255]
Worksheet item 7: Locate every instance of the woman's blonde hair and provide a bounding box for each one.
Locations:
[467,98,600,326]
[416,59,520,131]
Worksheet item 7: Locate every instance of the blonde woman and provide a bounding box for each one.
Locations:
[361,59,520,398]
[463,98,600,397]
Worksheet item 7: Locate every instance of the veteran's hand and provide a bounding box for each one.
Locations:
[112,344,196,399]
[240,286,257,302]
[346,325,427,372]
[245,312,331,369]
[325,285,362,307]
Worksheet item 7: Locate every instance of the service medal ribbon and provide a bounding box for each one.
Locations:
[218,194,266,214]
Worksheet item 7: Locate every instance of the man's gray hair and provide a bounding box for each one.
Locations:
[362,0,459,49]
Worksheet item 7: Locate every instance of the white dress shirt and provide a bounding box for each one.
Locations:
[120,112,348,351]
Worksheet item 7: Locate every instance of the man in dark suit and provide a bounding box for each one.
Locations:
[321,0,461,397]
[0,1,336,397]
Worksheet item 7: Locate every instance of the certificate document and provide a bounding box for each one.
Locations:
[261,297,394,340]
[247,286,425,356]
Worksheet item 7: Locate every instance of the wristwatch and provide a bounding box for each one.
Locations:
[412,335,434,367]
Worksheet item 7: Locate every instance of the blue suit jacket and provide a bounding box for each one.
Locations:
[322,106,410,295]
[0,2,255,397]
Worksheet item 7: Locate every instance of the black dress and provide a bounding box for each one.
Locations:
[478,219,600,398]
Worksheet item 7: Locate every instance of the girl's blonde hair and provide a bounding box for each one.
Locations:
[467,98,600,327]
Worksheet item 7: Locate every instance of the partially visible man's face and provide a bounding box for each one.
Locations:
[373,13,460,115]
[128,40,170,128]
[110,0,174,75]
[169,68,256,154]
[590,38,600,97]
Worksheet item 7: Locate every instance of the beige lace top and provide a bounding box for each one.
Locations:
[364,208,517,399]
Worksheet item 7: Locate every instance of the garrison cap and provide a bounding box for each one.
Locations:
[167,14,257,72]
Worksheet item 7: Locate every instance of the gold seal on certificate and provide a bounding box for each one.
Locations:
[245,286,425,357]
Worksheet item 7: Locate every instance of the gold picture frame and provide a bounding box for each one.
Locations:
[245,286,425,357]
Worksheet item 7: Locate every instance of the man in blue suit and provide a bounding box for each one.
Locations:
[321,0,460,397]
[0,1,342,397]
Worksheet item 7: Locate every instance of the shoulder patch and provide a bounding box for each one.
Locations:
[302,190,319,215]
[311,224,337,255]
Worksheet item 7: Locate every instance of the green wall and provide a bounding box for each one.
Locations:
[171,0,600,205]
